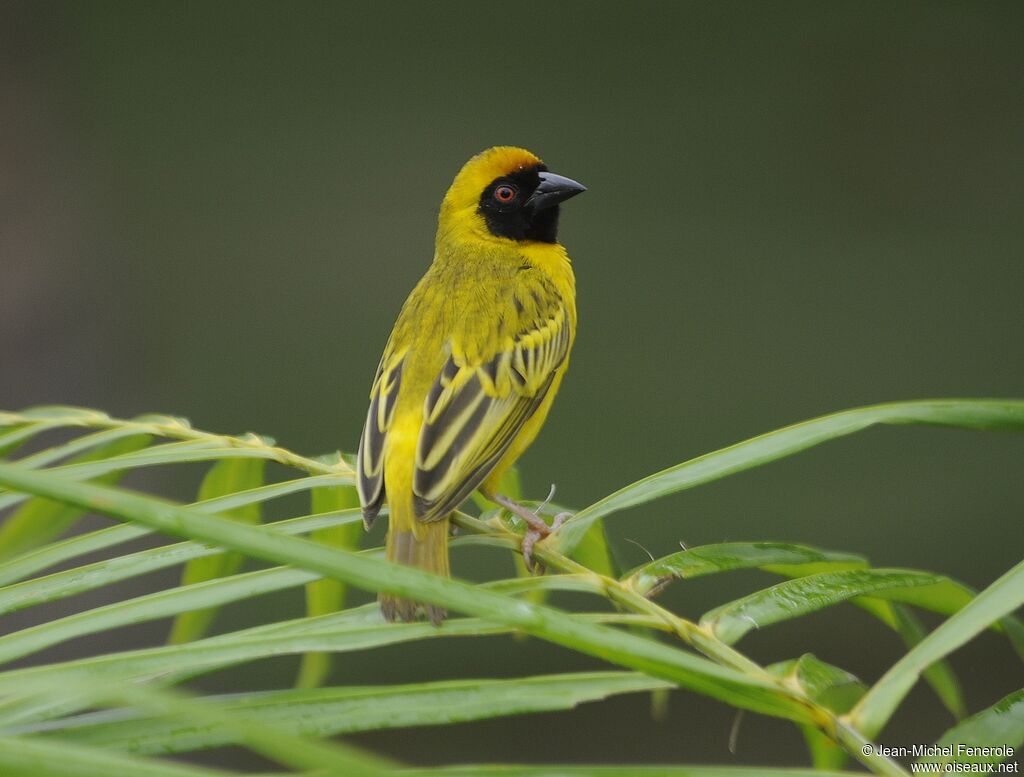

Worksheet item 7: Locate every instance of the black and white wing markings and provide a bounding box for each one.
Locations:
[412,304,571,523]
[356,353,404,527]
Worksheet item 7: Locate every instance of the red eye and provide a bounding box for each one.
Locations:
[494,184,517,203]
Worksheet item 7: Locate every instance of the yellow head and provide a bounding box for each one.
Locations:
[438,146,585,245]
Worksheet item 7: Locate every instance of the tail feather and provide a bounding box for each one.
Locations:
[381,516,450,625]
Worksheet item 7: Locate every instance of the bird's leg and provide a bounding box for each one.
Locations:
[489,487,571,573]
[492,492,552,535]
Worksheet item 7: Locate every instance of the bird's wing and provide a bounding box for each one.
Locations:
[412,301,572,522]
[356,347,404,526]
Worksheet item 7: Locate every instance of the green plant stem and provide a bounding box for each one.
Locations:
[549,398,1024,555]
[850,556,1024,738]
[0,464,908,777]
[453,516,907,777]
[0,409,352,479]
[0,409,928,776]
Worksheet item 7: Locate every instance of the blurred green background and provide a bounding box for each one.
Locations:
[2,0,1022,768]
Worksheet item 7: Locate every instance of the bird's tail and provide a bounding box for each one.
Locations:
[381,506,450,625]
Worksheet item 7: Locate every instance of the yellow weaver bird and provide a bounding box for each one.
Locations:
[356,146,585,623]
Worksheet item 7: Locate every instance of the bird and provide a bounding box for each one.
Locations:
[356,146,585,624]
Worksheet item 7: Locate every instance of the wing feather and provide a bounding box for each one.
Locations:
[412,304,570,523]
[356,353,404,526]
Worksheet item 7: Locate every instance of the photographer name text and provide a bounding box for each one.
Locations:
[861,744,1017,773]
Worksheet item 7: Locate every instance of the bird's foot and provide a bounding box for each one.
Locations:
[491,491,571,573]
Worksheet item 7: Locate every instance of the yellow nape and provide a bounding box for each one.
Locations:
[441,146,544,213]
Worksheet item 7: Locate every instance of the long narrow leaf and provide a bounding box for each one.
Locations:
[572,520,617,577]
[0,474,344,588]
[853,558,1024,737]
[33,671,670,753]
[2,406,113,423]
[15,427,155,469]
[0,610,659,729]
[0,440,219,513]
[767,655,865,771]
[0,461,817,723]
[918,688,1024,767]
[552,399,1024,554]
[297,484,362,688]
[884,603,966,720]
[0,540,602,673]
[0,434,152,559]
[0,419,81,458]
[701,569,981,645]
[623,546,966,719]
[0,508,362,616]
[0,565,315,667]
[627,544,966,725]
[2,674,392,776]
[0,406,355,479]
[0,440,351,515]
[624,542,864,597]
[0,609,652,696]
[0,734,235,777]
[167,458,266,643]
[0,425,37,458]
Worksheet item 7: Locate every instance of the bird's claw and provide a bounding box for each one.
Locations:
[490,493,573,574]
[523,512,572,572]
[522,528,541,573]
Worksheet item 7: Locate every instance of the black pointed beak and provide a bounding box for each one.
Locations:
[527,171,587,210]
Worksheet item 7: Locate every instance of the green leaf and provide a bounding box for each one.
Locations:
[0,545,599,677]
[572,519,617,577]
[11,405,113,422]
[885,603,966,720]
[2,673,392,776]
[1002,616,1024,662]
[623,542,861,738]
[624,542,865,597]
[0,473,342,589]
[0,407,354,485]
[0,440,216,514]
[0,438,350,516]
[0,425,43,458]
[0,461,816,724]
[919,688,1024,767]
[167,458,266,644]
[37,671,671,754]
[552,399,1024,555]
[296,484,362,689]
[768,654,865,770]
[14,427,154,469]
[0,506,363,616]
[0,734,236,777]
[0,609,659,730]
[701,568,971,644]
[767,654,865,713]
[0,434,152,560]
[853,557,1024,737]
[0,408,115,461]
[800,726,850,772]
[0,565,316,670]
